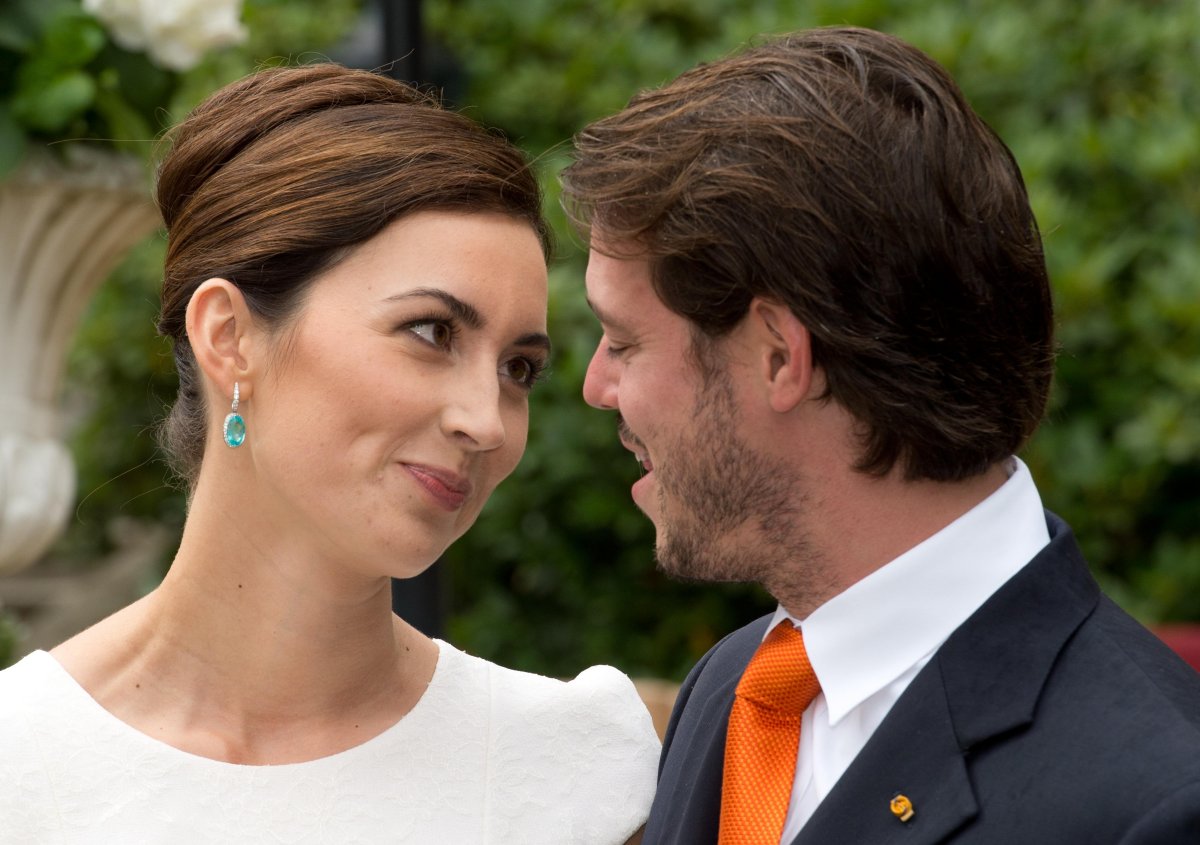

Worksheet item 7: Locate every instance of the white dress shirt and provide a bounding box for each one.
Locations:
[773,457,1051,843]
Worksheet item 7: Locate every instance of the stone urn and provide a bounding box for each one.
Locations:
[0,148,162,575]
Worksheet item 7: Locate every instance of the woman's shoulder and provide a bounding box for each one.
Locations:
[437,641,660,843]
[0,652,71,829]
[0,648,124,767]
[439,640,656,741]
[0,650,59,717]
[0,650,89,762]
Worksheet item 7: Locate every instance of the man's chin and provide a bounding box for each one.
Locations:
[654,522,765,587]
[654,529,712,584]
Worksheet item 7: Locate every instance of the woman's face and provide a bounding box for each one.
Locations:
[245,211,548,578]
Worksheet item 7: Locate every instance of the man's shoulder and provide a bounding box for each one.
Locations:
[977,517,1200,731]
[927,524,1200,834]
[939,516,1200,742]
[1011,591,1200,780]
[1069,595,1200,730]
[956,596,1200,839]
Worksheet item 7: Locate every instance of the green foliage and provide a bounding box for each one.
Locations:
[56,0,1200,679]
[0,0,181,172]
[426,0,778,149]
[0,0,363,178]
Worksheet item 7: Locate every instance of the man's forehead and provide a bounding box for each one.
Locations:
[584,250,652,325]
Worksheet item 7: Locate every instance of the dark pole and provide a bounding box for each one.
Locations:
[378,0,447,639]
[381,0,423,84]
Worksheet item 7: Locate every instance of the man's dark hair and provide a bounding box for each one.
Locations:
[561,26,1054,483]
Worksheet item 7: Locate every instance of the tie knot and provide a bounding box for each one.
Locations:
[735,623,820,714]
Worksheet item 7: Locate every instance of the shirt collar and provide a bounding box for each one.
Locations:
[766,457,1050,725]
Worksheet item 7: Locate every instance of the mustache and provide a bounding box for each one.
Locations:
[618,415,649,476]
[617,415,646,452]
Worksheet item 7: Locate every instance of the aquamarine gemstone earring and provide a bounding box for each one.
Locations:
[223,381,246,448]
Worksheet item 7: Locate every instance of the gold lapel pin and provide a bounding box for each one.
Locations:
[890,794,915,822]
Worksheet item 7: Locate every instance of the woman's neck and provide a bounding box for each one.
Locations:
[51,479,439,765]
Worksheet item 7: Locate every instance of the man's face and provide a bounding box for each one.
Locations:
[582,249,806,584]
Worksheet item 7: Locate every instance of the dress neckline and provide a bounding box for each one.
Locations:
[24,638,457,771]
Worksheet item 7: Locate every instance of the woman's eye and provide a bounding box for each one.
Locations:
[503,356,545,389]
[408,320,454,349]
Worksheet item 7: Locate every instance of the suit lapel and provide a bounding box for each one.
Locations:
[791,656,977,844]
[792,514,1099,845]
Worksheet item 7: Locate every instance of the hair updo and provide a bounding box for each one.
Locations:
[154,63,550,491]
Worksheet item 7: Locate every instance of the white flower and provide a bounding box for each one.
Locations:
[83,0,247,72]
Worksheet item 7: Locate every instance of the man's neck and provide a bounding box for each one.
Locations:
[767,461,1011,618]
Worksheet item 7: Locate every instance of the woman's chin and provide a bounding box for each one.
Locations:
[384,535,457,580]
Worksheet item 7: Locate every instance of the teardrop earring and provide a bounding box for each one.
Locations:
[223,382,246,448]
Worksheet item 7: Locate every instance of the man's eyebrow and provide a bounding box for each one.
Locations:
[585,296,630,332]
[385,287,483,329]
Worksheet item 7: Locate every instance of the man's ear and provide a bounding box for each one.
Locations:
[185,278,258,403]
[748,298,814,413]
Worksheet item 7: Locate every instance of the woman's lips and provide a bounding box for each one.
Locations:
[403,464,470,511]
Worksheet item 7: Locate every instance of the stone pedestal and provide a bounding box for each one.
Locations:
[0,149,161,575]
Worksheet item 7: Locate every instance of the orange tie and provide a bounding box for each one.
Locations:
[719,623,821,845]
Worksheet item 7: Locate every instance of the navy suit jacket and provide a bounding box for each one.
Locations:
[643,513,1200,844]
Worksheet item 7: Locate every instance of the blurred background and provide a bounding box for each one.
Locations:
[1,0,1198,680]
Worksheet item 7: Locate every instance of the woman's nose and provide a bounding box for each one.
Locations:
[441,367,506,451]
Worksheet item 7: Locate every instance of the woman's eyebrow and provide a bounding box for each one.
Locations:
[387,287,550,352]
[514,332,552,355]
[385,287,484,329]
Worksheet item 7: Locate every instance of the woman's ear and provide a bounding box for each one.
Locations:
[747,298,815,413]
[185,279,257,402]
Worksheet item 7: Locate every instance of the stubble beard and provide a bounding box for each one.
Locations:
[653,358,830,609]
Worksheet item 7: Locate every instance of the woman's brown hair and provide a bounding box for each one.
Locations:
[155,63,549,490]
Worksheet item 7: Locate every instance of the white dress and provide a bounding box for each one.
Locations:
[0,640,660,844]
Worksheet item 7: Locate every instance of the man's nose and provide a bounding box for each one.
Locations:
[582,336,618,410]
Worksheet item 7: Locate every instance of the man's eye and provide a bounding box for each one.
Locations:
[408,320,454,348]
